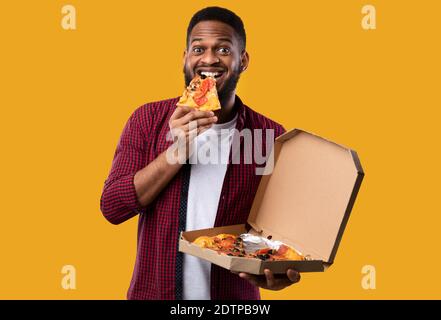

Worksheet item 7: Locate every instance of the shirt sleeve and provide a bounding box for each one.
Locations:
[275,123,286,138]
[100,109,147,225]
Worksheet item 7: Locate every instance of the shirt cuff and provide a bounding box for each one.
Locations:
[112,172,146,214]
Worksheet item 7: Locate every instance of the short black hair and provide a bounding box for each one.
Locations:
[186,6,246,51]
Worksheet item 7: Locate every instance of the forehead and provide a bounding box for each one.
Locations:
[189,20,239,45]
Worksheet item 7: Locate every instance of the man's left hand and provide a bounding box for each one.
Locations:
[238,269,301,291]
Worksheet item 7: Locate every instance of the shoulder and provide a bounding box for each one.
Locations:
[242,103,286,137]
[132,97,179,121]
[129,97,179,130]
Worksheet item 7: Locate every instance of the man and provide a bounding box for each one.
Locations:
[100,6,300,300]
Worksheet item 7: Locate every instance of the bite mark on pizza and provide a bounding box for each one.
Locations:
[177,74,221,111]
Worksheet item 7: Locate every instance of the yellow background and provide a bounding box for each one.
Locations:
[0,0,440,299]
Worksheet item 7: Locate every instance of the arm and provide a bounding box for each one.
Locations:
[100,109,148,225]
[133,106,217,206]
[132,149,183,207]
[100,106,217,224]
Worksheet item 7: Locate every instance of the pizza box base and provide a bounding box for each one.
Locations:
[179,224,326,275]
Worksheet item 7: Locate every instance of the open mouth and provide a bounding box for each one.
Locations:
[197,70,225,79]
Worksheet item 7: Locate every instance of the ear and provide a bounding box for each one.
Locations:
[240,51,250,72]
[183,49,187,66]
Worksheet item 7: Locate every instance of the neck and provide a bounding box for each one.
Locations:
[215,91,236,124]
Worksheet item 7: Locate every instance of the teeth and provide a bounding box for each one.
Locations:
[201,71,220,77]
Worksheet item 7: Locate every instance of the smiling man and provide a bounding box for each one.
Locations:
[100,6,301,300]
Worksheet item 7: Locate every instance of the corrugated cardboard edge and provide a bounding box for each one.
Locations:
[327,149,365,263]
[277,128,351,150]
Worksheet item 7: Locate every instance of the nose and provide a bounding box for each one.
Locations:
[200,49,220,65]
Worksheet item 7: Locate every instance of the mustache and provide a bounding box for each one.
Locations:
[194,62,225,69]
[192,63,227,76]
[183,64,241,86]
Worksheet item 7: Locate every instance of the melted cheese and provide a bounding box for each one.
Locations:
[176,76,221,111]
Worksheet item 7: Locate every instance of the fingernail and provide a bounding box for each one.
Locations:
[209,111,214,116]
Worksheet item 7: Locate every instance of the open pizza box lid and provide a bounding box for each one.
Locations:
[247,129,364,265]
[179,128,364,273]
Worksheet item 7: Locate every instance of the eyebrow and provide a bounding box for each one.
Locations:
[190,37,233,45]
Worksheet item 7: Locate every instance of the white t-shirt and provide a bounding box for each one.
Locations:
[182,114,238,300]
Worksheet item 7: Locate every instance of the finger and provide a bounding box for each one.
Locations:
[187,126,200,140]
[287,269,301,283]
[264,269,275,288]
[175,110,215,126]
[175,116,216,136]
[174,123,212,142]
[170,106,193,121]
[169,127,189,142]
[196,116,217,127]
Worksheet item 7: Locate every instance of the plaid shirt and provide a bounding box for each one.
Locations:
[100,96,285,300]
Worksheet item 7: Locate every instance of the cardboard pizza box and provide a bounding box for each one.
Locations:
[179,128,364,274]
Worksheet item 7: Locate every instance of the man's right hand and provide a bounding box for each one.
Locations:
[168,106,218,161]
[133,106,217,207]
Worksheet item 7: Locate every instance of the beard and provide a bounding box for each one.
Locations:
[183,64,241,107]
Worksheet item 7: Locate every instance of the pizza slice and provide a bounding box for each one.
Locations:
[192,236,217,249]
[193,234,248,257]
[176,73,221,111]
[193,234,237,250]
[269,245,305,261]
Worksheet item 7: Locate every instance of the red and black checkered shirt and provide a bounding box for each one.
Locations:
[100,96,285,300]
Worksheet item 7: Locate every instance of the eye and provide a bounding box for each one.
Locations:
[192,47,204,55]
[218,47,231,55]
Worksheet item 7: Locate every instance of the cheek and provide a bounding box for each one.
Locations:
[183,58,192,72]
[184,60,191,71]
[185,56,199,69]
[222,57,240,73]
